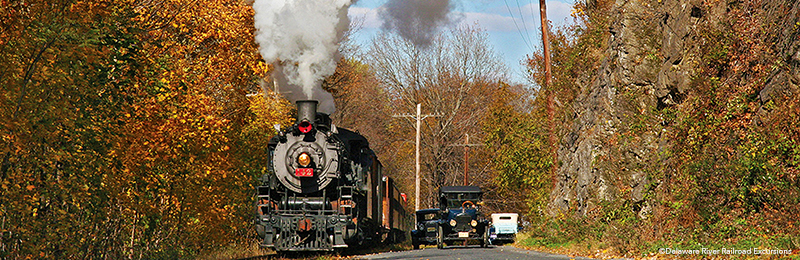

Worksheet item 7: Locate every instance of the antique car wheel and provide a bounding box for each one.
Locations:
[437,226,444,249]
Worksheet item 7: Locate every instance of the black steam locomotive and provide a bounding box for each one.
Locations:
[255,100,408,252]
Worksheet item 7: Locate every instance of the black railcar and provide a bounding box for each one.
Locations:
[255,100,407,252]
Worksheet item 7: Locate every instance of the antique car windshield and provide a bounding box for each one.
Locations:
[444,193,481,209]
[417,212,438,221]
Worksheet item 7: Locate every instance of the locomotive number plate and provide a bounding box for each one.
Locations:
[458,232,469,238]
[295,168,313,177]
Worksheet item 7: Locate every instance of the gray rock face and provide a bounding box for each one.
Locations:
[549,0,701,217]
[548,0,800,218]
[756,1,800,124]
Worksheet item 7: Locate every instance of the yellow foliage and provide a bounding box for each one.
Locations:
[1,0,283,258]
[247,93,294,133]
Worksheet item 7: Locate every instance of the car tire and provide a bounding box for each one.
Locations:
[437,226,444,249]
[413,242,420,250]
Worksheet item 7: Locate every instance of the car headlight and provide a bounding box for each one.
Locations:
[450,219,457,226]
[471,220,478,227]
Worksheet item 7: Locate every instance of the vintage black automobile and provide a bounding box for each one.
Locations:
[410,208,440,249]
[436,186,490,249]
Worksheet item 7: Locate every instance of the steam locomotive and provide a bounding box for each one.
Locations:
[255,100,408,252]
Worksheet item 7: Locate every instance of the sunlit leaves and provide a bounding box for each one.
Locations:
[1,0,273,258]
[483,83,551,219]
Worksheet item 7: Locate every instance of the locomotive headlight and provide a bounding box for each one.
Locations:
[450,219,457,227]
[298,153,311,167]
[471,220,478,227]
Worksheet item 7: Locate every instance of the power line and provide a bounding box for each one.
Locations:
[530,0,538,47]
[516,0,532,52]
[504,0,534,52]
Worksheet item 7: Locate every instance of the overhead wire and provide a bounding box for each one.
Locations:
[516,0,532,51]
[504,0,534,52]
[530,0,538,39]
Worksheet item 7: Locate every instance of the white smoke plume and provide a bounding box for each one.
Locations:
[252,0,356,114]
[379,0,458,48]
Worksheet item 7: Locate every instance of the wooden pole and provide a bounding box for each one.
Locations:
[415,103,421,212]
[451,135,482,186]
[463,134,469,185]
[394,104,440,211]
[540,0,557,178]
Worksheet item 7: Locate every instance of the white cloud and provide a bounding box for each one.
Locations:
[542,1,576,25]
[349,0,576,33]
[456,1,575,32]
[459,12,518,31]
[511,1,575,27]
[348,6,381,29]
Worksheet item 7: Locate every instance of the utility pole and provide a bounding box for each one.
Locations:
[450,134,483,185]
[540,0,557,178]
[464,134,469,185]
[393,103,440,211]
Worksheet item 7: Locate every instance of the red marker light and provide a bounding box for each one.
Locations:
[298,121,313,133]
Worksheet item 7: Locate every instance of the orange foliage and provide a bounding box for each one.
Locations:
[0,0,290,258]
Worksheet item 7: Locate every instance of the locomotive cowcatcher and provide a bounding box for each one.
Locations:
[255,100,407,252]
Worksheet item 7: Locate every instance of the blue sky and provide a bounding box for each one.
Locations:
[347,0,577,84]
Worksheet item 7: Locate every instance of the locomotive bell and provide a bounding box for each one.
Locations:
[296,100,318,125]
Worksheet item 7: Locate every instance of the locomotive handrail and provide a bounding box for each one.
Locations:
[273,209,340,215]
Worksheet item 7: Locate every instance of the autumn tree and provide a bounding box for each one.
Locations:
[366,25,508,209]
[482,83,551,216]
[0,1,148,257]
[0,0,288,258]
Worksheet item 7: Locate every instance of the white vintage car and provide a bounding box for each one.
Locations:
[489,213,519,245]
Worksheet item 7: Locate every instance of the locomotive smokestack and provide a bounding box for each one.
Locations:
[296,100,318,124]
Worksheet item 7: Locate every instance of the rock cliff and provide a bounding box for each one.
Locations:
[549,0,800,218]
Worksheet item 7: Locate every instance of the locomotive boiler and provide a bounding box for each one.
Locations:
[255,100,407,252]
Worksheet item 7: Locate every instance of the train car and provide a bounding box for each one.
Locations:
[381,176,409,244]
[254,100,407,252]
